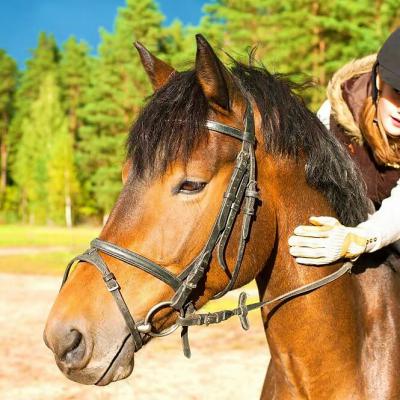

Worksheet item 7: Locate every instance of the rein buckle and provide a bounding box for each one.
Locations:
[238,292,250,331]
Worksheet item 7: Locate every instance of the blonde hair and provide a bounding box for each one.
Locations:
[359,96,400,167]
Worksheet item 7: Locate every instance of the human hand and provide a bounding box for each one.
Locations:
[288,216,373,265]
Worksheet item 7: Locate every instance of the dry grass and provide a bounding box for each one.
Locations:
[0,251,78,275]
[0,224,99,248]
[0,224,98,275]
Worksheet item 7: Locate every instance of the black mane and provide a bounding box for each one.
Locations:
[127,60,369,226]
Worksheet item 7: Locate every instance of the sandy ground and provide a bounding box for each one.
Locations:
[0,273,270,400]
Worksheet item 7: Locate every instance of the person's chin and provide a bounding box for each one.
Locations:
[383,117,400,137]
[389,115,400,132]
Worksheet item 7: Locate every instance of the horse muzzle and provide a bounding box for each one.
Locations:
[43,311,136,385]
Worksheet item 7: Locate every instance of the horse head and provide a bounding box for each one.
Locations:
[44,35,278,385]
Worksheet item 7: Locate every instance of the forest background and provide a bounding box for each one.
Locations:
[1,0,400,227]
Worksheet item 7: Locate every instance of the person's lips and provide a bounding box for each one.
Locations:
[391,115,400,128]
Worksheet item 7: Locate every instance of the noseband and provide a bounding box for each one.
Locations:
[62,101,353,357]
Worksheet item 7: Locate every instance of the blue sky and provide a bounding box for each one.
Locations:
[0,0,208,68]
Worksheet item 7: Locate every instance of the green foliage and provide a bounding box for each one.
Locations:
[58,37,92,222]
[2,0,400,225]
[8,32,59,200]
[0,49,17,205]
[10,33,59,137]
[200,0,273,62]
[14,74,77,225]
[59,37,91,136]
[78,0,167,216]
[162,20,197,68]
[199,0,400,109]
[0,50,17,127]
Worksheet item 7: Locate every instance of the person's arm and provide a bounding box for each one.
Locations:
[288,180,400,265]
[358,179,400,250]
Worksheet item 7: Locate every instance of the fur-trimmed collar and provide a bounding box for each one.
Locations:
[327,54,376,143]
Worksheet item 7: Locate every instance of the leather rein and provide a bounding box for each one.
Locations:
[61,101,353,358]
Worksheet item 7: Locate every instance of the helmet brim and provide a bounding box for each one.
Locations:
[380,64,400,92]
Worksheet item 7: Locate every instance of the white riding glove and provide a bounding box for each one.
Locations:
[288,216,379,265]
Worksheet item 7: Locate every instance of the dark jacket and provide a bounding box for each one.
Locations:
[327,54,400,207]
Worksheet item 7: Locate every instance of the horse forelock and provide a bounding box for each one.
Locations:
[127,70,209,180]
[127,57,369,226]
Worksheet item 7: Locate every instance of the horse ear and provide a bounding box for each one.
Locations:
[195,34,235,113]
[134,42,176,91]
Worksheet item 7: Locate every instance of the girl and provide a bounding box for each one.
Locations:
[289,28,400,265]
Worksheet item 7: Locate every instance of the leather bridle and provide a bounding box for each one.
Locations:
[61,100,353,358]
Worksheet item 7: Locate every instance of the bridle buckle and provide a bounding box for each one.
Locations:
[103,273,120,292]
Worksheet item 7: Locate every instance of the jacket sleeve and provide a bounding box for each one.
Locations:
[358,179,400,251]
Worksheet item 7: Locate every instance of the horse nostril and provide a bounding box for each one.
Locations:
[61,329,86,367]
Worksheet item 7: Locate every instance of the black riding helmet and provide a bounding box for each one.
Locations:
[372,28,400,102]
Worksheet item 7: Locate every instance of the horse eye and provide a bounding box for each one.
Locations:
[178,181,207,194]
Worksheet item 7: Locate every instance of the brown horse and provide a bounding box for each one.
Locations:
[44,35,400,399]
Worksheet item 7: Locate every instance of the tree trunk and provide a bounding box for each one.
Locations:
[0,112,9,203]
[68,86,80,142]
[64,169,72,228]
[65,195,72,228]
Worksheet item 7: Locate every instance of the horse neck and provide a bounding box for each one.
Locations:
[256,156,369,398]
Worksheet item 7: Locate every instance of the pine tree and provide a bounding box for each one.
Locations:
[11,33,59,131]
[198,0,325,104]
[58,36,93,222]
[59,36,91,140]
[199,0,399,109]
[47,118,77,227]
[200,0,275,62]
[375,1,400,44]
[9,33,59,185]
[78,0,167,219]
[273,0,398,108]
[0,50,17,206]
[162,20,196,68]
[14,74,77,225]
